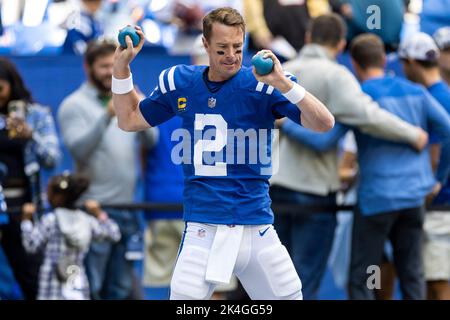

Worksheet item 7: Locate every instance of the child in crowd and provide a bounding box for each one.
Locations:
[20,172,120,300]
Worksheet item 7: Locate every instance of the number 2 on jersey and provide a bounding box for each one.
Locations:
[194,114,227,176]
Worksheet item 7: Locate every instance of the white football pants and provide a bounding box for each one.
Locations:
[170,222,302,300]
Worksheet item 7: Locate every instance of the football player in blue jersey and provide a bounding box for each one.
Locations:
[111,7,334,300]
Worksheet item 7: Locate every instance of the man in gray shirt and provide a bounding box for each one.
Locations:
[270,14,428,299]
[58,40,157,299]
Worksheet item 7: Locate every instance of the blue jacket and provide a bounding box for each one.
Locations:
[3,103,61,212]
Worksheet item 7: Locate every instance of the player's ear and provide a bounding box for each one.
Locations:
[202,36,209,50]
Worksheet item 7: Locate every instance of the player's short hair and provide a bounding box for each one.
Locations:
[350,33,386,69]
[309,13,347,47]
[84,39,116,67]
[202,7,245,42]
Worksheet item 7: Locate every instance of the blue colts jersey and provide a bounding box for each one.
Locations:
[139,65,301,225]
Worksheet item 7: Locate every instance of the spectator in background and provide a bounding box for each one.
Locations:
[21,173,120,300]
[348,33,450,300]
[420,0,450,37]
[0,161,20,300]
[243,0,273,51]
[98,0,141,39]
[326,131,358,293]
[262,0,310,52]
[328,131,399,301]
[141,112,184,294]
[0,162,7,226]
[306,0,331,18]
[270,14,428,300]
[57,40,158,299]
[330,0,406,50]
[152,0,242,55]
[243,0,298,60]
[0,58,61,300]
[62,0,104,55]
[399,32,450,300]
[434,27,450,85]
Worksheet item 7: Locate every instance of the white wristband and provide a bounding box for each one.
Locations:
[282,82,306,104]
[112,73,134,94]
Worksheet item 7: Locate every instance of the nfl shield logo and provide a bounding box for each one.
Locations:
[208,97,216,108]
[197,228,206,238]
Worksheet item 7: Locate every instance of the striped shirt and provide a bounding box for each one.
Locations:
[21,210,120,300]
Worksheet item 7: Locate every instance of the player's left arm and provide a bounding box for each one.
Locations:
[253,50,334,132]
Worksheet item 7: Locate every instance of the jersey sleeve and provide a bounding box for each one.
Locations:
[139,66,179,127]
[269,72,302,125]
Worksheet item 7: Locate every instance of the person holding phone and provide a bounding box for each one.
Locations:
[0,57,61,300]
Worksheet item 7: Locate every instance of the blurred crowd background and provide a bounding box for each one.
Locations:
[0,0,446,56]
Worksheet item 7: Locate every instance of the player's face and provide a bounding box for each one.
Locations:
[88,53,114,94]
[204,23,244,81]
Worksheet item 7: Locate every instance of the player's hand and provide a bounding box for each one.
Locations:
[252,49,293,94]
[113,26,145,78]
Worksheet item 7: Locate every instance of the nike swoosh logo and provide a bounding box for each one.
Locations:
[259,226,270,237]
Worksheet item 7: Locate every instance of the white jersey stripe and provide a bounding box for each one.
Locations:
[159,69,167,94]
[255,82,264,92]
[266,86,274,95]
[168,66,177,91]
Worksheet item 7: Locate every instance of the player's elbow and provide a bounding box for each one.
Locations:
[313,114,335,133]
[117,117,137,132]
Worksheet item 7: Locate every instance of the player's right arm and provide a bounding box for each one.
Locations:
[112,26,151,131]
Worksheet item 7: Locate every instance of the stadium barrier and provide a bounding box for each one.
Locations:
[6,202,449,216]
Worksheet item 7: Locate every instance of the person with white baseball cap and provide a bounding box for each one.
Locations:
[399,31,450,300]
[398,32,441,83]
